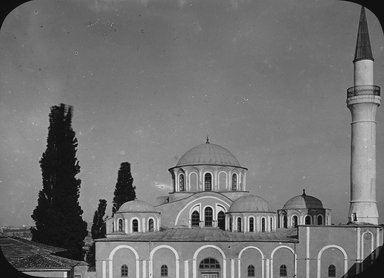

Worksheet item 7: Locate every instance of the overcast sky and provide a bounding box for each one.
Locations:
[1,0,384,227]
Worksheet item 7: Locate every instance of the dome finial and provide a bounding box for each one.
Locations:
[302,189,306,196]
[206,135,210,144]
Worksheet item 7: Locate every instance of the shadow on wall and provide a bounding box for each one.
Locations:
[347,247,383,278]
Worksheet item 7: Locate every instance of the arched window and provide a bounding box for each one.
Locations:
[247,265,255,277]
[305,215,312,225]
[328,265,336,277]
[121,265,128,277]
[179,174,185,192]
[231,173,237,191]
[280,265,287,277]
[199,258,220,269]
[261,218,266,232]
[191,211,200,227]
[249,217,254,232]
[229,217,233,231]
[218,211,225,230]
[132,219,139,232]
[292,215,298,227]
[148,218,154,232]
[118,219,123,232]
[161,265,168,277]
[204,207,213,227]
[270,217,273,231]
[204,173,212,191]
[317,215,323,225]
[237,217,242,232]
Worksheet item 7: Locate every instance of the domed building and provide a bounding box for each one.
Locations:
[95,9,383,278]
[277,190,331,228]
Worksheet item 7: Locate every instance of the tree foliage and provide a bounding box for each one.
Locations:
[31,104,87,260]
[87,199,107,267]
[112,162,136,215]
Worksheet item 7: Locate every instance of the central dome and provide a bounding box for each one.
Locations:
[176,141,241,167]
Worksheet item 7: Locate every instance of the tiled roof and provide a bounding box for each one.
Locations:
[11,253,71,269]
[101,227,298,242]
[0,237,87,270]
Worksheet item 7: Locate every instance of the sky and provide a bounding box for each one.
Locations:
[0,0,384,227]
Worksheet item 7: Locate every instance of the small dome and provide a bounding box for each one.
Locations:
[176,141,241,167]
[118,199,157,213]
[228,195,273,213]
[283,190,324,209]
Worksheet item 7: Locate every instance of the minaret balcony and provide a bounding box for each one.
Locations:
[347,85,380,98]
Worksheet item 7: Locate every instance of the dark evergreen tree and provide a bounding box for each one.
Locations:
[112,162,136,215]
[87,199,107,267]
[31,104,88,260]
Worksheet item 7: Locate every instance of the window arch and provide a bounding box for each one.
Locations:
[231,173,237,191]
[161,265,168,277]
[292,215,298,227]
[261,217,266,232]
[328,264,336,277]
[191,211,200,227]
[305,215,312,225]
[317,215,323,225]
[204,207,213,227]
[148,218,154,232]
[121,264,128,277]
[218,211,225,230]
[179,174,185,192]
[247,265,255,277]
[280,265,287,277]
[118,219,124,232]
[237,217,242,232]
[199,258,220,269]
[249,217,254,232]
[132,219,139,232]
[204,173,212,191]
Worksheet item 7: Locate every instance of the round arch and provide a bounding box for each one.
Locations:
[317,245,348,278]
[193,245,227,278]
[150,245,180,278]
[271,246,297,278]
[238,246,265,278]
[108,245,139,278]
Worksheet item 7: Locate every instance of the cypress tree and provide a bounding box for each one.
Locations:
[112,162,136,215]
[87,199,107,267]
[31,104,87,260]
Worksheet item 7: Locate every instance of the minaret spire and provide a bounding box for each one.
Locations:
[354,6,373,62]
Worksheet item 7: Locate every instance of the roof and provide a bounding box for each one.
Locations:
[228,195,274,213]
[100,227,298,242]
[174,141,244,168]
[118,199,158,213]
[354,6,373,62]
[0,237,87,270]
[282,190,324,210]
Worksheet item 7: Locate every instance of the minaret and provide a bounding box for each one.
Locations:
[347,6,381,225]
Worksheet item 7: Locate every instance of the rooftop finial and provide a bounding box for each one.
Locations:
[354,6,373,62]
[302,189,306,196]
[206,135,210,144]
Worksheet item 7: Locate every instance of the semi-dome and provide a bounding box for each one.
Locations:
[118,199,158,213]
[176,140,242,167]
[283,190,324,209]
[228,194,273,213]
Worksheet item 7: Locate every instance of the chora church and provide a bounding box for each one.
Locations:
[95,7,383,278]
